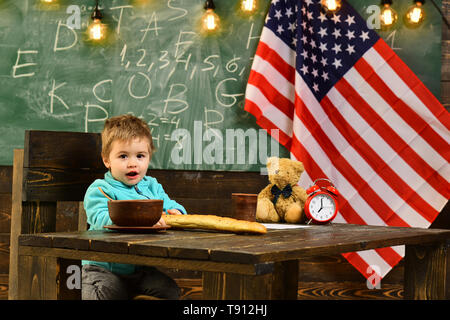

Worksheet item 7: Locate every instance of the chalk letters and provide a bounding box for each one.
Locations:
[12,49,38,78]
[49,80,69,113]
[54,20,78,52]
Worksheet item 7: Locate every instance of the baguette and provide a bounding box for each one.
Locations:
[162,214,267,234]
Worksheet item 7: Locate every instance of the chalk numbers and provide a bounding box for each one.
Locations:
[117,40,250,148]
[148,112,181,148]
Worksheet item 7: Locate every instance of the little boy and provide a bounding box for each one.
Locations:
[82,114,186,300]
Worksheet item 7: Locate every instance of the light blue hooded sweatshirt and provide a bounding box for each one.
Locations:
[82,171,186,274]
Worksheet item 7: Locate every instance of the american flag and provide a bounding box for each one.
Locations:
[245,0,450,284]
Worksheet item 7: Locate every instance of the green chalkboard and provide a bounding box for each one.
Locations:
[0,0,442,171]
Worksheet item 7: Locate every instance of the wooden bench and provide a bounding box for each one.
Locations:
[8,130,450,299]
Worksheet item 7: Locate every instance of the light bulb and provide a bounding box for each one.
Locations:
[241,0,257,13]
[39,0,60,10]
[87,3,108,42]
[380,4,397,28]
[405,1,425,27]
[88,19,106,40]
[321,0,342,14]
[203,8,220,31]
[132,0,152,6]
[40,0,59,6]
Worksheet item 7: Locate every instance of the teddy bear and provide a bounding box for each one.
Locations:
[256,157,308,224]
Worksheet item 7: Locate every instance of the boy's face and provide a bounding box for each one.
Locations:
[102,137,151,186]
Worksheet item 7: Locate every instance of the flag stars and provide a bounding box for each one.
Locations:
[285,7,294,18]
[318,12,327,23]
[300,64,309,75]
[288,22,296,32]
[331,14,341,24]
[274,10,282,20]
[332,43,342,54]
[332,58,342,69]
[301,49,309,60]
[318,27,328,38]
[345,15,356,26]
[264,0,380,99]
[346,44,355,55]
[301,35,308,44]
[346,29,355,40]
[319,42,327,53]
[332,28,341,39]
[276,25,284,34]
[360,31,370,42]
[312,83,319,92]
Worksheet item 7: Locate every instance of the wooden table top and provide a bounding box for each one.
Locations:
[19,223,450,265]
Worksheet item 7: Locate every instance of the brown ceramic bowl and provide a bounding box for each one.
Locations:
[108,199,163,226]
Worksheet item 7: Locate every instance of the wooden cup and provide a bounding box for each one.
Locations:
[231,193,258,222]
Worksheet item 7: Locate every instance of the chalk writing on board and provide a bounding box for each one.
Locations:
[140,11,161,42]
[49,80,69,113]
[54,20,78,52]
[384,31,402,51]
[1,0,440,169]
[128,72,152,99]
[110,5,133,36]
[12,49,38,78]
[93,79,113,104]
[167,0,188,21]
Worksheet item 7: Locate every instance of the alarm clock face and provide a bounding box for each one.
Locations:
[308,193,337,222]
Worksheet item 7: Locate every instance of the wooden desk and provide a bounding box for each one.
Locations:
[17,223,450,300]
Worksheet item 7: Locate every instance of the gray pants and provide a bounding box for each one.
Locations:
[82,264,181,300]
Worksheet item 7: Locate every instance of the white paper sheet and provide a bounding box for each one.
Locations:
[262,223,311,229]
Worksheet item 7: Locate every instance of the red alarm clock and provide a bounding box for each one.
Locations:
[304,178,339,224]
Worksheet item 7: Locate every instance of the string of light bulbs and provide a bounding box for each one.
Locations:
[39,0,449,41]
[201,0,258,33]
[322,0,449,29]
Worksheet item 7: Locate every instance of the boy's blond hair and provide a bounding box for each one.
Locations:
[101,114,154,159]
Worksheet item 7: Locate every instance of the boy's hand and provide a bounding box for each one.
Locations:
[155,216,167,227]
[167,209,183,215]
[155,209,182,227]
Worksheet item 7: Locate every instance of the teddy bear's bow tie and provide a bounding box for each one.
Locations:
[271,184,293,204]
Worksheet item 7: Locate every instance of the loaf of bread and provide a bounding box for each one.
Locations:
[162,214,267,234]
